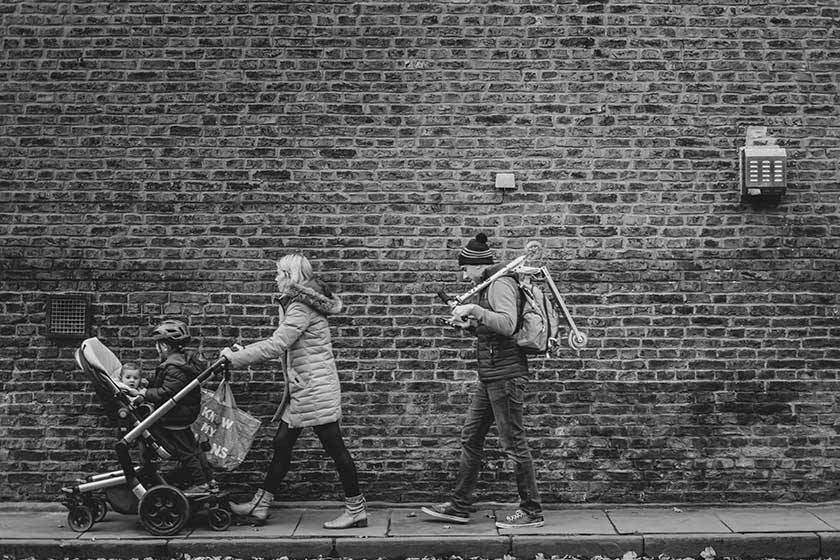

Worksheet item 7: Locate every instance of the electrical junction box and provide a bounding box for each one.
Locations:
[495,173,516,190]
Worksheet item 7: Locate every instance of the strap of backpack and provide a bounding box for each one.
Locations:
[515,281,525,332]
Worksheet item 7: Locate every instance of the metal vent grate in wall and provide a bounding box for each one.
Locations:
[47,295,90,339]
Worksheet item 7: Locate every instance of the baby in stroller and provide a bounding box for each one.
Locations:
[63,320,231,536]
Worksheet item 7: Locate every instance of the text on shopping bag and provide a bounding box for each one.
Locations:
[191,383,261,470]
[196,408,235,437]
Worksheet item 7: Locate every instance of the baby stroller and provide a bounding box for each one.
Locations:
[61,337,232,536]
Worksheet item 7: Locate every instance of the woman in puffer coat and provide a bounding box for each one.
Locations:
[220,254,365,529]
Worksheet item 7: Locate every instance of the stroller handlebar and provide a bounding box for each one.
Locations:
[197,356,230,384]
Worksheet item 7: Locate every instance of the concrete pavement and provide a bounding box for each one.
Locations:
[3,502,840,559]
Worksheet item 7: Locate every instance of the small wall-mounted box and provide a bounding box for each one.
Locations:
[495,173,516,190]
[739,145,786,202]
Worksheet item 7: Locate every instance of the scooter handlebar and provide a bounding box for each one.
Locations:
[437,290,456,308]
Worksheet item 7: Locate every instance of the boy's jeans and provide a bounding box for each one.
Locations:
[451,376,542,516]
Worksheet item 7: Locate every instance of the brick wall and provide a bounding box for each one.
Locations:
[1,1,839,504]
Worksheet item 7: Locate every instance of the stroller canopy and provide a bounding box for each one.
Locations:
[78,337,123,382]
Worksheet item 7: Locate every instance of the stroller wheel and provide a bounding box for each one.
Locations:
[208,506,231,531]
[91,497,108,522]
[67,506,94,532]
[138,485,190,537]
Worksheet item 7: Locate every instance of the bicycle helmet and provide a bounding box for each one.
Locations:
[151,319,191,346]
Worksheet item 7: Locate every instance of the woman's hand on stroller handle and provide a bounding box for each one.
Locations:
[218,343,244,381]
[219,343,243,363]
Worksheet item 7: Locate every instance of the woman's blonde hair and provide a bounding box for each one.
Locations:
[277,253,313,285]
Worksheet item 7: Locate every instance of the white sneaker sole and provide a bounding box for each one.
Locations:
[420,506,470,524]
[496,519,545,529]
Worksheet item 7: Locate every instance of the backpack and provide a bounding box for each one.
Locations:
[514,275,560,355]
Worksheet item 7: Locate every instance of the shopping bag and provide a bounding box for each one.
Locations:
[191,379,261,471]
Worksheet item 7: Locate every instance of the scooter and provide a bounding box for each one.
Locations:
[438,241,588,352]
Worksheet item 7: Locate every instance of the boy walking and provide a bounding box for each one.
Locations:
[119,319,212,495]
[422,233,543,529]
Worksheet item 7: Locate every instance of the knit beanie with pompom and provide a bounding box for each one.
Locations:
[458,233,494,265]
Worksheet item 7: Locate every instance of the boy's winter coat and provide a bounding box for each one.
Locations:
[144,350,205,428]
[227,279,343,429]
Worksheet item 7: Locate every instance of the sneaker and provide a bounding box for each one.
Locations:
[495,509,544,529]
[182,483,209,496]
[420,502,470,524]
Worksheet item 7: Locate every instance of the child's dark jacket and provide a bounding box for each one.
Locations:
[144,350,205,428]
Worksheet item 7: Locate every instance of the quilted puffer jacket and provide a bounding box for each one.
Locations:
[144,350,206,428]
[227,279,343,429]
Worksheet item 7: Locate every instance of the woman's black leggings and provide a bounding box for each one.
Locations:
[262,420,360,497]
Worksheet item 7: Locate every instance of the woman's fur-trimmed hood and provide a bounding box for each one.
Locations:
[280,279,343,316]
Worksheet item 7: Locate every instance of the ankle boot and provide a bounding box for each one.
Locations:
[229,488,273,522]
[324,494,367,529]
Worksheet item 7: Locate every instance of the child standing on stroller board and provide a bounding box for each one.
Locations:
[118,319,213,495]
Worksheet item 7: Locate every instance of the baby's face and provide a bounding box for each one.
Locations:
[122,371,140,389]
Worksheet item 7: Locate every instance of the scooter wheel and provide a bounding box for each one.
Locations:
[569,330,588,350]
[138,485,190,537]
[208,506,232,531]
[67,506,94,532]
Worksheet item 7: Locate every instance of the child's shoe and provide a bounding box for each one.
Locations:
[324,494,367,529]
[230,488,273,523]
